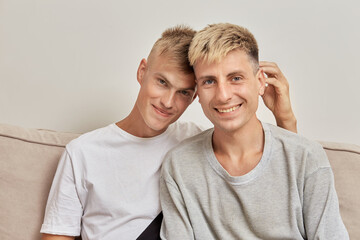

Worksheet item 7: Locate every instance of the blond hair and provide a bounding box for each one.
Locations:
[149,25,196,74]
[188,23,259,72]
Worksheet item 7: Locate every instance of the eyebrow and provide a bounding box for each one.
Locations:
[155,73,196,91]
[226,70,247,77]
[197,75,216,81]
[197,70,247,81]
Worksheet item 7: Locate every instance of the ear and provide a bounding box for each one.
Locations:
[257,68,266,96]
[137,58,147,84]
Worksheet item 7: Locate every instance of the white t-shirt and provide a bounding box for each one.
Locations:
[41,121,203,240]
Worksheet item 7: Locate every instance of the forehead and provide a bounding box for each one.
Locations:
[194,49,254,77]
[149,53,196,89]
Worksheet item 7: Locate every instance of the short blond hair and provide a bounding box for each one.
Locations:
[149,25,196,74]
[188,23,259,72]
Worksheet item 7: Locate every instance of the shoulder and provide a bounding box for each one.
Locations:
[168,121,205,142]
[162,129,211,171]
[170,128,210,154]
[265,123,330,173]
[66,124,115,153]
[266,122,324,152]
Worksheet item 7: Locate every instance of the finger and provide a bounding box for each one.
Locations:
[265,77,288,95]
[259,61,283,75]
[259,61,289,86]
[261,67,286,84]
[259,61,278,67]
[261,68,288,86]
[264,70,289,87]
[260,65,283,77]
[262,83,275,98]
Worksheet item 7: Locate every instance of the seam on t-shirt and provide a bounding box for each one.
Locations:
[304,166,332,181]
[41,223,81,236]
[110,122,177,142]
[160,175,195,234]
[161,175,181,193]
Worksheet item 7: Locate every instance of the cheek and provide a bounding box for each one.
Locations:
[197,94,206,107]
[176,97,191,112]
[252,85,262,97]
[247,88,260,107]
[238,84,257,97]
[197,89,211,105]
[145,83,163,98]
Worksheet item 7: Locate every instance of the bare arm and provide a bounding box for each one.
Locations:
[260,61,297,133]
[42,233,75,240]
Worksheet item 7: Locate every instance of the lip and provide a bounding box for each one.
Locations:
[152,104,172,117]
[215,104,242,114]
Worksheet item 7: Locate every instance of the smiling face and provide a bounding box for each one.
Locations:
[195,49,265,134]
[135,52,196,136]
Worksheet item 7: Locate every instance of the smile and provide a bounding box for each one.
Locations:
[152,105,172,117]
[216,104,241,113]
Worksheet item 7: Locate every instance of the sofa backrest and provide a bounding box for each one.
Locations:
[0,123,359,239]
[0,123,80,240]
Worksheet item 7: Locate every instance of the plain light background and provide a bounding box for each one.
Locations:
[0,0,359,145]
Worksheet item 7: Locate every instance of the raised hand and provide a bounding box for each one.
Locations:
[260,61,297,133]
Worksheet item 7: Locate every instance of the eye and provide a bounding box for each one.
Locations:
[232,76,242,82]
[179,90,191,97]
[158,79,166,85]
[203,79,215,85]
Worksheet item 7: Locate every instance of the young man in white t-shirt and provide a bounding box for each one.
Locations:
[41,25,297,240]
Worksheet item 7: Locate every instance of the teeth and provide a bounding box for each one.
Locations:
[217,105,239,113]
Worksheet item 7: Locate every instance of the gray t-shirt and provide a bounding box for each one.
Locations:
[160,122,349,240]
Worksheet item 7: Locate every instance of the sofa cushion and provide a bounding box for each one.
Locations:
[320,141,360,239]
[0,123,80,240]
[0,123,359,240]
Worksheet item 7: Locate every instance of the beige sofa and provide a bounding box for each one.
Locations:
[0,123,359,240]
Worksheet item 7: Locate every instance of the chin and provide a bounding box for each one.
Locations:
[148,124,167,133]
[146,120,170,132]
[214,121,245,133]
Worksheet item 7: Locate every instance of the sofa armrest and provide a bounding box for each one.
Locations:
[320,141,360,240]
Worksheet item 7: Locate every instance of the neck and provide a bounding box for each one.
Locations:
[116,105,166,138]
[212,116,265,176]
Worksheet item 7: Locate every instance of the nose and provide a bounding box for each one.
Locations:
[160,90,176,109]
[216,82,232,103]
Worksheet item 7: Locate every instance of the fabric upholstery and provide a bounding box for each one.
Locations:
[0,123,359,239]
[0,123,80,240]
[321,141,360,239]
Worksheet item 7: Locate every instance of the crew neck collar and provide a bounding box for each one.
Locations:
[109,122,176,142]
[204,122,273,185]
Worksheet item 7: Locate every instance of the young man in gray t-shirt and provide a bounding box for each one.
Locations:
[160,23,349,239]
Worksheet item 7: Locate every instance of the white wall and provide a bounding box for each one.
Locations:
[1,0,359,145]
